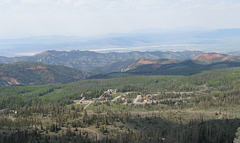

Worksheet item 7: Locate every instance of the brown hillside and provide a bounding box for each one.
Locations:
[136,59,156,66]
[25,66,47,70]
[193,53,224,61]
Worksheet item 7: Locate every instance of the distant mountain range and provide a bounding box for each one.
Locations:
[0,62,87,86]
[0,50,203,72]
[1,28,240,57]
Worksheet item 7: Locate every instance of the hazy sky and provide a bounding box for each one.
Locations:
[1,0,240,37]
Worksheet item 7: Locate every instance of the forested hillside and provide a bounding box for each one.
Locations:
[0,62,87,86]
[1,67,240,108]
[1,67,240,142]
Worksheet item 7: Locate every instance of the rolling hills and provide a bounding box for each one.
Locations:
[0,62,88,86]
[1,51,240,84]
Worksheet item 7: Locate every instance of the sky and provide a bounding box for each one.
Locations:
[1,0,240,38]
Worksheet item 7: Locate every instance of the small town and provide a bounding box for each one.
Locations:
[74,89,188,110]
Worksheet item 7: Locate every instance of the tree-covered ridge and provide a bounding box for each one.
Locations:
[0,61,88,86]
[91,60,240,79]
[134,60,240,75]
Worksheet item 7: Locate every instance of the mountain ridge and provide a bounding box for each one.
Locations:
[0,50,203,72]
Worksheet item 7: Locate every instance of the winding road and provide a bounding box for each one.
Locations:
[111,95,122,102]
